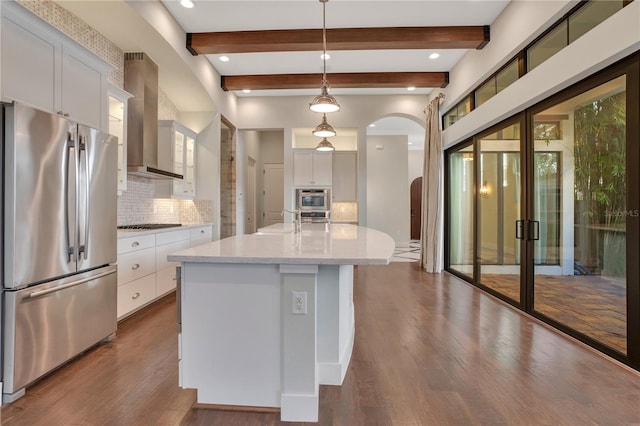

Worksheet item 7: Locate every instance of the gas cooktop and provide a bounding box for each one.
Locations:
[117,223,182,230]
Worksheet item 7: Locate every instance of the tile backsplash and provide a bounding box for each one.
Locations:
[118,176,214,226]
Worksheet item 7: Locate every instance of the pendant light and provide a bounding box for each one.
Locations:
[309,0,340,113]
[313,114,336,138]
[315,138,335,152]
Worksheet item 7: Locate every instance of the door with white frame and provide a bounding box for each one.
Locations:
[246,157,256,234]
[263,163,284,227]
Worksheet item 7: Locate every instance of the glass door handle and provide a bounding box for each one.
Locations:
[516,220,525,240]
[528,220,540,241]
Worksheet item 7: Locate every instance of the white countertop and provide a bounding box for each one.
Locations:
[167,223,394,265]
[116,223,213,238]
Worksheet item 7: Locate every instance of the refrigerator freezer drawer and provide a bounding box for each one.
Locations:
[2,265,117,398]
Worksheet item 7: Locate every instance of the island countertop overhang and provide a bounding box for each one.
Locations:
[167,223,395,265]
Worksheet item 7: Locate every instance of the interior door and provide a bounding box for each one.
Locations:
[263,163,284,226]
[246,157,256,233]
[410,177,422,240]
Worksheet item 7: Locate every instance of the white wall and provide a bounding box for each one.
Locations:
[238,95,428,227]
[408,151,423,187]
[366,135,410,247]
[126,0,238,122]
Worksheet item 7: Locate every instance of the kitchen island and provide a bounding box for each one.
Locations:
[168,223,394,422]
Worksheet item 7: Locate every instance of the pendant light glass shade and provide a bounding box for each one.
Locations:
[313,114,337,138]
[309,0,340,113]
[315,137,335,152]
[309,84,340,113]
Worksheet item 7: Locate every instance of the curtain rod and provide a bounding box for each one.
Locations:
[424,93,445,113]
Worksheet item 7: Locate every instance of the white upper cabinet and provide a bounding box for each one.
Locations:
[293,149,332,187]
[156,120,198,199]
[1,2,111,129]
[108,85,133,194]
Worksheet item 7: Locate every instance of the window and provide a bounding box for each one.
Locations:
[569,0,625,43]
[475,59,520,108]
[443,1,629,131]
[528,21,568,71]
[443,95,473,129]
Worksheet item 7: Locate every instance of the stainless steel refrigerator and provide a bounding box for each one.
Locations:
[1,102,118,402]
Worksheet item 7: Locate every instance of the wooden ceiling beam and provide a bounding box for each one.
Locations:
[221,72,449,91]
[187,26,489,55]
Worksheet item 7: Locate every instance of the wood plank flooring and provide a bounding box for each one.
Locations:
[1,262,639,425]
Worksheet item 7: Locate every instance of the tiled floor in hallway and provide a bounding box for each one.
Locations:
[392,240,420,262]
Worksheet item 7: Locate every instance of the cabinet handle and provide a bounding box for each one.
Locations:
[132,292,140,300]
[131,241,140,247]
[200,230,205,234]
[131,263,140,270]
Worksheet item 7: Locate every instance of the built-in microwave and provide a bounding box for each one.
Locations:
[297,189,330,211]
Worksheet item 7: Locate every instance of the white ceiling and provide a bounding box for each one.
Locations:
[55,0,511,145]
[161,0,510,97]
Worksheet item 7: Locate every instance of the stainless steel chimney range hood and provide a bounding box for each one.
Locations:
[124,53,183,180]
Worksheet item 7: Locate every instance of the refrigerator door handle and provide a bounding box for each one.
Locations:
[28,269,116,298]
[78,135,90,259]
[65,133,76,262]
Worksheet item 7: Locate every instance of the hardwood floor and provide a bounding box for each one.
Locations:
[1,263,639,425]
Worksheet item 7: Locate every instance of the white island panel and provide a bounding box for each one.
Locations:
[171,224,395,422]
[181,263,282,408]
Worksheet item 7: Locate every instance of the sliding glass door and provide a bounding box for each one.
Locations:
[477,122,523,304]
[445,53,639,368]
[531,75,628,355]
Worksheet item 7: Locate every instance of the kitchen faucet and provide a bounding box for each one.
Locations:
[281,208,302,233]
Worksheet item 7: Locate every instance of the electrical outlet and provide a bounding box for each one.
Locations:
[292,291,307,315]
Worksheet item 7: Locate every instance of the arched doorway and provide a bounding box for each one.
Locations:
[410,177,422,240]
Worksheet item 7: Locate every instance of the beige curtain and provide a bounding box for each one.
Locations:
[419,94,444,272]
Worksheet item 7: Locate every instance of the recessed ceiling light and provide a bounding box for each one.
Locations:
[407,86,416,91]
[408,142,413,145]
[429,52,440,59]
[368,123,376,128]
[320,53,331,60]
[242,89,251,94]
[219,56,230,62]
[180,0,194,8]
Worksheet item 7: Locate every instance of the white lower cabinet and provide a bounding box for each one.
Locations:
[117,225,213,320]
[117,274,156,319]
[156,230,190,296]
[190,226,213,247]
[117,247,156,284]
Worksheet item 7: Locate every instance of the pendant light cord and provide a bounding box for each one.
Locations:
[322,0,327,86]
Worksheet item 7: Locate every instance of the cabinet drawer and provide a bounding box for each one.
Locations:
[156,239,190,271]
[156,266,179,296]
[156,229,190,246]
[117,273,156,319]
[117,233,156,255]
[190,226,212,247]
[117,247,155,285]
